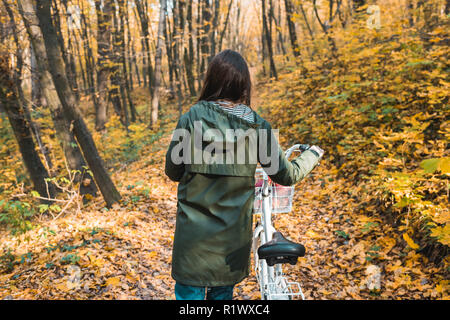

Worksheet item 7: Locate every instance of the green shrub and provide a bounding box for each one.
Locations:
[0,200,35,235]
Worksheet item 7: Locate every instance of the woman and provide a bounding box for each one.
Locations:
[165,50,324,300]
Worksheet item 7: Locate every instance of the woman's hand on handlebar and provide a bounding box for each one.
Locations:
[308,145,325,159]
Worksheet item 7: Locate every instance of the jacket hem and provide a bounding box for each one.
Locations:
[172,272,249,288]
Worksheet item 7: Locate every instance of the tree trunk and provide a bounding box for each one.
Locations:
[218,0,233,52]
[270,0,287,57]
[133,5,147,88]
[164,15,175,99]
[95,0,113,131]
[73,29,88,95]
[110,5,126,126]
[29,0,120,207]
[117,0,134,126]
[79,4,98,109]
[261,0,277,79]
[210,0,220,58]
[30,46,46,111]
[134,0,154,98]
[184,0,196,97]
[124,2,134,90]
[54,0,80,102]
[313,0,338,55]
[177,0,186,114]
[172,0,184,115]
[284,0,300,57]
[299,1,314,40]
[150,0,167,128]
[18,0,82,173]
[0,55,55,200]
[196,0,202,90]
[18,0,98,198]
[3,0,53,170]
[261,2,267,76]
[200,0,211,79]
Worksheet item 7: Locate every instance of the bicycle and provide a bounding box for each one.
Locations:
[252,144,314,300]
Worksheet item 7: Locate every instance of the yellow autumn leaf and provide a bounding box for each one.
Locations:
[92,258,106,268]
[439,157,450,174]
[430,225,450,246]
[126,273,138,283]
[435,280,449,295]
[55,282,72,292]
[305,230,322,239]
[380,237,396,253]
[403,233,419,250]
[105,276,121,287]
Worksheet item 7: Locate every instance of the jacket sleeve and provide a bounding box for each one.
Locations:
[259,121,319,186]
[165,116,189,182]
[269,148,319,186]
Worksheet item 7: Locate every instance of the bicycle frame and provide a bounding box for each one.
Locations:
[252,144,308,300]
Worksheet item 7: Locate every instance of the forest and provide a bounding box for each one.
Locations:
[0,0,448,300]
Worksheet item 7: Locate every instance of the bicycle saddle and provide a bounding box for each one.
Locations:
[257,232,306,266]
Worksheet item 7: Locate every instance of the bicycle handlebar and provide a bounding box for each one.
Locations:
[284,144,310,159]
[255,144,311,182]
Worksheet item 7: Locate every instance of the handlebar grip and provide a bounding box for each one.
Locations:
[284,144,310,158]
[297,144,310,152]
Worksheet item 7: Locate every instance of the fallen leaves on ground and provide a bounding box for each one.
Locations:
[0,89,448,300]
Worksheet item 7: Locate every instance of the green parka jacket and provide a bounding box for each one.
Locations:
[165,100,319,287]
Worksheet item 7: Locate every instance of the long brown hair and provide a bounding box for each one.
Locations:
[198,50,252,106]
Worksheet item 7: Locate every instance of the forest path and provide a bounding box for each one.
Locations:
[102,126,439,300]
[0,86,443,300]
